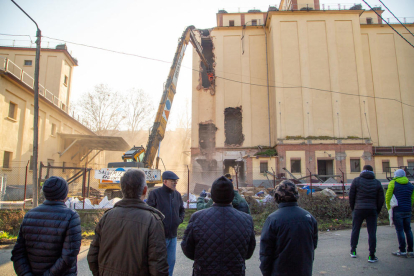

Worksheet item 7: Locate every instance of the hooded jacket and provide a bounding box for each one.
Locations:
[349,170,385,213]
[87,198,169,276]
[181,204,256,275]
[385,176,414,212]
[11,200,81,276]
[147,185,185,239]
[196,191,250,214]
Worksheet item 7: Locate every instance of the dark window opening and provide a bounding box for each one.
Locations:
[229,20,235,26]
[317,160,334,181]
[24,60,32,66]
[291,160,301,173]
[199,122,217,154]
[252,19,257,26]
[8,102,17,119]
[224,159,245,182]
[366,18,373,24]
[382,161,390,173]
[260,162,268,173]
[224,107,244,146]
[3,151,12,168]
[64,75,68,86]
[350,159,360,172]
[200,34,215,89]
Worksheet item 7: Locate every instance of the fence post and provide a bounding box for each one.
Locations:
[87,169,91,197]
[187,165,190,209]
[82,166,87,209]
[23,160,29,209]
[307,168,313,197]
[339,168,345,199]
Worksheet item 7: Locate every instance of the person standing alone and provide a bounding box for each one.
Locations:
[349,165,385,262]
[147,171,185,276]
[385,169,414,257]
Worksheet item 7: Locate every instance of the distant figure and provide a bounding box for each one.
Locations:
[181,176,256,275]
[87,169,168,275]
[11,176,82,276]
[386,169,414,257]
[260,180,318,276]
[147,171,185,276]
[349,165,385,262]
[197,174,251,214]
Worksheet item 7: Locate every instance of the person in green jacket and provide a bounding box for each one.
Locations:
[385,169,414,257]
[197,174,251,214]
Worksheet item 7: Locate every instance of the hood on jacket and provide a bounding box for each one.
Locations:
[360,170,375,179]
[232,190,243,206]
[394,176,409,184]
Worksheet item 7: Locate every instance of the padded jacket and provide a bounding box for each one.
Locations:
[147,185,185,238]
[181,204,256,275]
[385,176,414,212]
[260,202,318,276]
[87,198,169,276]
[196,191,251,214]
[11,200,82,276]
[349,171,385,213]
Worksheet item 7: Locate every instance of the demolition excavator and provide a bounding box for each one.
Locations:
[95,26,214,199]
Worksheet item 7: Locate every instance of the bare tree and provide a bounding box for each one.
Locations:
[124,88,155,137]
[77,84,126,136]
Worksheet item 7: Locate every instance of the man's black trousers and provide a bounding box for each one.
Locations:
[350,209,378,255]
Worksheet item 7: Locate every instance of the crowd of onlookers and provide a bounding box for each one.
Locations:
[10,166,414,275]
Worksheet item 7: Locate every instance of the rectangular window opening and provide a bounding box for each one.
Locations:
[350,159,361,172]
[366,18,373,24]
[382,161,390,173]
[224,107,244,146]
[3,151,12,168]
[252,19,257,26]
[260,162,268,173]
[24,60,32,66]
[29,155,34,171]
[229,20,235,26]
[51,123,57,136]
[8,102,17,119]
[64,75,68,86]
[291,159,301,173]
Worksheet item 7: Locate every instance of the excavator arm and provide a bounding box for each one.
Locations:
[143,26,214,169]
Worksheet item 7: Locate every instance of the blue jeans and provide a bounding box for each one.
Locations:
[393,211,413,252]
[166,237,177,276]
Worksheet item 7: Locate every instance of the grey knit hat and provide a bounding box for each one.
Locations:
[42,176,68,200]
[394,169,406,178]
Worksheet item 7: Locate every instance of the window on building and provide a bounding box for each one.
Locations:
[29,155,34,171]
[291,159,301,173]
[24,60,32,66]
[350,159,361,172]
[63,75,68,86]
[260,162,268,173]
[407,161,414,176]
[3,151,12,168]
[366,18,373,24]
[229,20,235,26]
[382,161,390,173]
[251,19,257,26]
[51,123,56,136]
[8,102,17,119]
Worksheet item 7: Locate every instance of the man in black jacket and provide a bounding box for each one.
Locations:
[11,176,82,276]
[181,176,256,275]
[260,180,318,276]
[349,164,385,263]
[147,171,185,276]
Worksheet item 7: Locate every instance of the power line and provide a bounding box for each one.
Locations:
[361,0,414,48]
[377,0,414,37]
[28,35,414,108]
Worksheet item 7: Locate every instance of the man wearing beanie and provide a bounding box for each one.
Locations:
[181,176,256,275]
[349,164,385,262]
[385,169,414,257]
[11,176,82,276]
[260,180,318,276]
[147,170,185,276]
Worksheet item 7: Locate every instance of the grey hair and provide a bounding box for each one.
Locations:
[120,169,147,199]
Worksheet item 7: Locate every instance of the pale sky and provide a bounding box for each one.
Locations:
[1,0,413,130]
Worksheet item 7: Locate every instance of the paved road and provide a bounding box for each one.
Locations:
[1,224,414,275]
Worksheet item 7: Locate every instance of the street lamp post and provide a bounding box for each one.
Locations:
[11,0,41,207]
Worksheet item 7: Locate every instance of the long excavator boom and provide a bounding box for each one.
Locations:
[143,26,214,169]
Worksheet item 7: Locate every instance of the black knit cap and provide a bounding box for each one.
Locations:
[211,176,234,204]
[42,176,68,200]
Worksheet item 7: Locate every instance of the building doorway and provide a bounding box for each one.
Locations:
[223,159,245,183]
[317,160,334,181]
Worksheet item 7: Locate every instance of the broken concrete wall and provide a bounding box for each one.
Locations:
[224,107,244,146]
[196,29,215,93]
[198,121,217,156]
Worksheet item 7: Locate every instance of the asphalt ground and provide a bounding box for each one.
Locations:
[1,223,414,275]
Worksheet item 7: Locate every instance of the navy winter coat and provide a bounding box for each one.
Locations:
[11,200,82,276]
[181,204,256,275]
[260,202,318,276]
[349,171,385,213]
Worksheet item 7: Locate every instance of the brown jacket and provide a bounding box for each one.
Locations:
[87,198,169,276]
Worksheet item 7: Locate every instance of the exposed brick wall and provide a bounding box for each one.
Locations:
[314,0,320,10]
[241,14,245,26]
